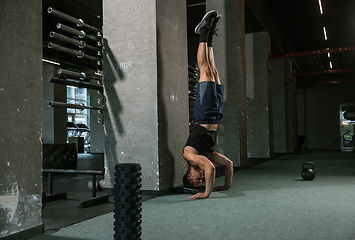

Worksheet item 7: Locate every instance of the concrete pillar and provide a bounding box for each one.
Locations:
[103,0,188,192]
[42,63,67,144]
[271,58,287,153]
[0,0,43,238]
[206,0,248,167]
[296,88,305,149]
[246,31,273,158]
[285,62,297,153]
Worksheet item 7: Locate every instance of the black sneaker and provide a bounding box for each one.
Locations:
[195,10,218,35]
[210,15,222,35]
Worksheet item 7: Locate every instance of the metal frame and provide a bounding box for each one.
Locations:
[48,7,102,33]
[270,46,355,87]
[293,68,355,76]
[49,77,103,91]
[43,169,110,208]
[48,42,102,64]
[270,46,355,59]
[50,31,86,48]
[56,23,86,38]
[49,101,103,111]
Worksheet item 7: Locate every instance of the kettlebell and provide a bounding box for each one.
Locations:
[301,162,315,181]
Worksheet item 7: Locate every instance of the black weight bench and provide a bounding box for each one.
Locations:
[42,169,110,208]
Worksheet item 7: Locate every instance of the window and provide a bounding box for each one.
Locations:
[67,85,90,140]
[340,104,355,151]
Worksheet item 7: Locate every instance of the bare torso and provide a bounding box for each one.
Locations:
[199,123,218,131]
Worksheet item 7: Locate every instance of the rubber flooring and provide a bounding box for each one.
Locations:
[42,153,154,233]
[35,150,355,240]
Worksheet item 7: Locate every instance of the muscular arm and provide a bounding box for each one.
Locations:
[183,146,216,199]
[211,152,233,190]
[189,162,215,199]
[220,161,233,189]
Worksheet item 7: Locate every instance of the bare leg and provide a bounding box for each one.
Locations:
[207,47,221,85]
[197,42,215,82]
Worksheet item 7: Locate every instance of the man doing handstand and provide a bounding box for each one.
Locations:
[183,10,233,200]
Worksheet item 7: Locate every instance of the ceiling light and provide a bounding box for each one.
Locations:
[42,58,60,65]
[328,52,331,57]
[318,0,324,14]
[323,27,328,40]
[330,61,333,69]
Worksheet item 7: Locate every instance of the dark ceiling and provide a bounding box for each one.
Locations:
[186,0,355,87]
[273,0,355,86]
[42,0,355,87]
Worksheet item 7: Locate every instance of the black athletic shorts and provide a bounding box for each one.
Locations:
[194,81,224,124]
[184,124,217,160]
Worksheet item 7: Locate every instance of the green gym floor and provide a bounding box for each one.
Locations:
[32,151,355,240]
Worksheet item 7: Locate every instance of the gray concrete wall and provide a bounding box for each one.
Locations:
[296,88,305,136]
[207,0,248,167]
[246,32,273,158]
[156,0,189,190]
[271,58,288,153]
[304,83,355,150]
[0,0,43,238]
[245,0,286,52]
[285,67,297,153]
[103,0,188,191]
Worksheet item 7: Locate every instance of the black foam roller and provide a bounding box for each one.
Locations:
[114,163,142,240]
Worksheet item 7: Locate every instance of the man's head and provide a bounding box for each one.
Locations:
[182,166,204,188]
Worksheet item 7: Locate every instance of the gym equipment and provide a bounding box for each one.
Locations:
[58,68,86,80]
[47,7,101,33]
[49,77,103,91]
[87,180,103,191]
[87,179,105,192]
[301,162,315,181]
[48,42,84,58]
[67,122,89,135]
[56,23,86,38]
[45,6,105,153]
[42,169,109,208]
[114,163,142,240]
[67,123,90,151]
[188,65,199,127]
[49,101,103,111]
[48,42,102,63]
[50,31,86,48]
[50,31,103,53]
[55,22,102,43]
[43,143,77,169]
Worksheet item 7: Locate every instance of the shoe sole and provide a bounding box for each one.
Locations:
[195,10,218,34]
[210,15,222,34]
[214,15,221,25]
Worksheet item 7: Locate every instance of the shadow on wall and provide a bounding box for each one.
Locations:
[156,25,175,189]
[102,38,125,188]
[217,2,246,165]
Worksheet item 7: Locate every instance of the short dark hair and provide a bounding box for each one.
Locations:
[182,171,194,188]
